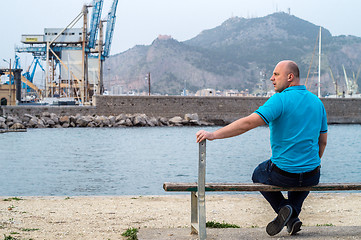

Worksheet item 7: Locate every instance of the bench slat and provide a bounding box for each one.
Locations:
[163,182,361,192]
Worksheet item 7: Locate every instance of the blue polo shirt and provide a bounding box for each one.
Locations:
[255,85,328,173]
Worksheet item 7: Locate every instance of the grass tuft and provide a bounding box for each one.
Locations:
[121,227,138,240]
[21,228,39,232]
[3,197,23,202]
[206,221,240,228]
[316,223,334,226]
[3,235,18,240]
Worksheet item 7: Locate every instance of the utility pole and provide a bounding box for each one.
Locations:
[148,72,151,96]
[98,20,105,95]
[9,59,12,105]
[82,4,88,104]
[46,42,49,98]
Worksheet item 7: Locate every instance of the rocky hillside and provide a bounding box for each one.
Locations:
[104,12,361,96]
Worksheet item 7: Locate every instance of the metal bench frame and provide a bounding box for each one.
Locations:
[163,141,361,240]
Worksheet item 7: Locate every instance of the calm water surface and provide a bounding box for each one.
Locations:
[0,125,360,196]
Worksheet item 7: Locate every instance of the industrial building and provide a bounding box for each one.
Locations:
[0,68,22,105]
[2,0,118,105]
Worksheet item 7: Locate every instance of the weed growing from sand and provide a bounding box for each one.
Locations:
[3,198,23,202]
[131,196,142,200]
[316,223,334,226]
[21,228,39,232]
[121,227,138,240]
[206,221,240,228]
[3,235,18,240]
[3,234,34,240]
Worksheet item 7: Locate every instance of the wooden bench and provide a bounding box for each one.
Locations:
[163,141,361,240]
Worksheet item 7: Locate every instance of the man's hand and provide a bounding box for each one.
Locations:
[195,113,265,143]
[196,130,215,143]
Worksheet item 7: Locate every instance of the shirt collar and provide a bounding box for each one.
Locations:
[282,85,306,92]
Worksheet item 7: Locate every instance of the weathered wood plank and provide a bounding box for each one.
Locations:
[163,182,361,192]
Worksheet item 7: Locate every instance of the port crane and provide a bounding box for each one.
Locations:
[87,0,119,58]
[342,65,360,96]
[14,0,119,104]
[21,57,45,98]
[22,58,45,86]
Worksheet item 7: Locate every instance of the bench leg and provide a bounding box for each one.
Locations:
[191,190,207,239]
[191,191,198,234]
[198,191,206,240]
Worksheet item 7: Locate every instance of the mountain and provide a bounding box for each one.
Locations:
[104,12,361,96]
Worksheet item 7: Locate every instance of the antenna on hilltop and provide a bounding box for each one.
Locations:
[287,8,291,15]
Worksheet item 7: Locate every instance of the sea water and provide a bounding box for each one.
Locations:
[0,125,360,196]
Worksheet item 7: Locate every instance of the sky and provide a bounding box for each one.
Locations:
[1,0,361,69]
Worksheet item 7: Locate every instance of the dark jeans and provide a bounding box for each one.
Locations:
[252,159,320,217]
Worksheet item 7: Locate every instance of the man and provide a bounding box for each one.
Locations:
[196,60,328,236]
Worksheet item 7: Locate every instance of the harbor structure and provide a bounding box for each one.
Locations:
[13,0,118,105]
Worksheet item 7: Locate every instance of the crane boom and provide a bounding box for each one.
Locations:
[329,67,339,96]
[23,58,45,83]
[343,65,350,94]
[103,0,118,58]
[88,0,104,49]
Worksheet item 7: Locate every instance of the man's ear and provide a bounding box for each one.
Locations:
[288,73,294,81]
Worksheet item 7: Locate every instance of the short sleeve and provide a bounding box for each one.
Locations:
[255,94,283,125]
[320,105,328,133]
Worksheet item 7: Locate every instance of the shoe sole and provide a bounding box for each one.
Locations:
[266,205,292,236]
[289,220,302,235]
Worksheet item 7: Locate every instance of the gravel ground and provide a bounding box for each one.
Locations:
[0,193,360,239]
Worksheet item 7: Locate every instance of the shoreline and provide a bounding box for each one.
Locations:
[1,193,360,239]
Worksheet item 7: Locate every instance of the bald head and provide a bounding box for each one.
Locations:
[284,60,300,79]
[270,60,301,92]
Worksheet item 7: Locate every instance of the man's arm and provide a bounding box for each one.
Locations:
[196,113,266,143]
[318,132,327,158]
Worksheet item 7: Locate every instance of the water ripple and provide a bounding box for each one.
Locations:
[0,125,360,195]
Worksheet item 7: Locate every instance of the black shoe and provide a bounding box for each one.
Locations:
[287,218,302,235]
[266,205,293,236]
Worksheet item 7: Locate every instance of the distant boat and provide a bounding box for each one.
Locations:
[39,97,77,105]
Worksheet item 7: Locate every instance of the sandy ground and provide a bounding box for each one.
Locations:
[0,193,360,240]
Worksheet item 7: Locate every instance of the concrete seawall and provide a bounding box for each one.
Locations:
[93,96,267,124]
[1,96,361,124]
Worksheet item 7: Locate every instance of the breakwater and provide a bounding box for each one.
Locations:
[1,96,361,126]
[0,112,211,129]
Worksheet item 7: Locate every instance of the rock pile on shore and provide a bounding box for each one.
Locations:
[0,112,214,129]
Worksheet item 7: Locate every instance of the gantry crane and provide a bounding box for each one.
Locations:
[15,0,118,104]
